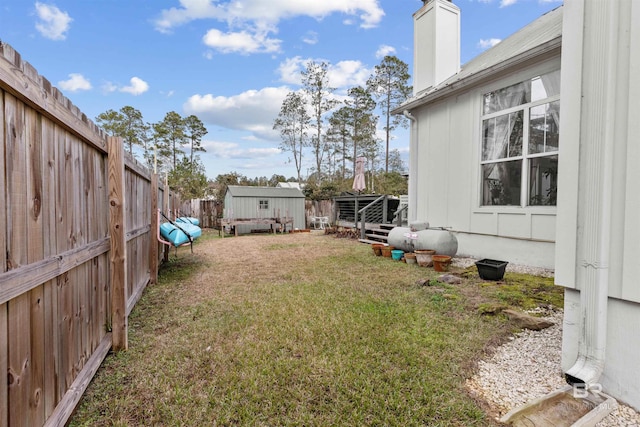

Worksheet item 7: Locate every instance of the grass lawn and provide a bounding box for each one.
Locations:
[69,231,563,426]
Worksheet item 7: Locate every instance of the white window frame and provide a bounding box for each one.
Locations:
[258,200,269,210]
[478,71,560,209]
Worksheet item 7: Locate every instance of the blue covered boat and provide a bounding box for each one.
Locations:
[159,221,202,247]
[176,216,200,227]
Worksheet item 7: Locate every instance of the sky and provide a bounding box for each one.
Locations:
[0,0,562,181]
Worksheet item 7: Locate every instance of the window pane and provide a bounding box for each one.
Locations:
[529,155,558,206]
[483,81,531,114]
[482,111,523,161]
[481,160,522,206]
[530,101,560,154]
[531,70,561,102]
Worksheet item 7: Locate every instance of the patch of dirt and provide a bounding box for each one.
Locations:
[163,230,352,305]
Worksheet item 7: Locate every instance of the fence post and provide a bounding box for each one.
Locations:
[149,173,159,286]
[108,136,127,351]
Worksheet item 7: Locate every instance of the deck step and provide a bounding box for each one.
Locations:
[365,233,388,241]
[358,239,389,245]
[368,228,391,235]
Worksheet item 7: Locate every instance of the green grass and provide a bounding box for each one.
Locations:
[69,235,563,426]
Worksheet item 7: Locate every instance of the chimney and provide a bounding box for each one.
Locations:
[413,0,460,95]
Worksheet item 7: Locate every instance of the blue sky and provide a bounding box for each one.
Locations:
[1,0,561,180]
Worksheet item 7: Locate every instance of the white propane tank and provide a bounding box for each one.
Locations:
[387,226,458,256]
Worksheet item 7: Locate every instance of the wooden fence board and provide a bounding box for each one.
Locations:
[8,294,30,426]
[0,238,109,305]
[109,137,127,351]
[29,286,45,426]
[41,117,58,418]
[0,78,8,427]
[26,106,45,425]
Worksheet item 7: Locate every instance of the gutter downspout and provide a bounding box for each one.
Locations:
[402,110,418,223]
[563,0,620,390]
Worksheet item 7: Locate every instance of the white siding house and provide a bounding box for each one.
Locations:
[398,1,561,269]
[398,0,640,412]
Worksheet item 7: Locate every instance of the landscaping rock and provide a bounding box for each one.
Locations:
[438,274,463,284]
[503,309,554,331]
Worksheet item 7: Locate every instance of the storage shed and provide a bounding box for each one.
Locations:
[222,186,305,235]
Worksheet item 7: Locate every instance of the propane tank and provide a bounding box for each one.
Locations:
[387,226,458,256]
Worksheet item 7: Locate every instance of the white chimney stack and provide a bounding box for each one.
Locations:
[413,0,460,95]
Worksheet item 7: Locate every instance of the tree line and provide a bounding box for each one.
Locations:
[95,108,209,199]
[273,55,412,196]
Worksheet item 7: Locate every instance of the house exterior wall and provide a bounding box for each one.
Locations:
[409,56,561,268]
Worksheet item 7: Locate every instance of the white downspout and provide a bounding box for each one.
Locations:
[402,110,418,223]
[562,0,621,389]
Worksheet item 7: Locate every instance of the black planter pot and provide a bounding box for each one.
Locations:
[476,259,509,280]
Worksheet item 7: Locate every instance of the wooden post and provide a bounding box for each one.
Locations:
[163,175,170,263]
[149,174,158,286]
[108,137,127,351]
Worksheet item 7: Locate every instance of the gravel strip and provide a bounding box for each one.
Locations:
[456,257,640,426]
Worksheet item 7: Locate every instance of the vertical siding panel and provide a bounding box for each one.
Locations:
[26,107,45,426]
[41,117,59,418]
[0,87,8,427]
[6,95,31,426]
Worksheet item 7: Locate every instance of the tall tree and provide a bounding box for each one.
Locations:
[345,86,378,175]
[95,106,146,154]
[183,115,208,169]
[325,106,352,180]
[301,61,338,182]
[168,157,209,199]
[273,92,310,183]
[367,55,412,173]
[153,111,186,170]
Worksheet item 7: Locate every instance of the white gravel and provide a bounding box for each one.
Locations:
[456,256,640,426]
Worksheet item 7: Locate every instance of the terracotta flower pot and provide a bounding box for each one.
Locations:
[432,255,452,272]
[381,245,395,258]
[404,252,417,264]
[414,249,436,267]
[372,244,384,256]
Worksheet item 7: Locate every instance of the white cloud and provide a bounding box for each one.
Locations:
[500,0,518,7]
[103,77,149,95]
[276,57,370,89]
[202,140,281,160]
[202,28,281,54]
[153,0,383,57]
[34,2,72,40]
[184,86,291,140]
[302,31,318,45]
[276,56,306,85]
[154,0,384,33]
[375,44,396,59]
[58,73,91,92]
[478,38,502,49]
[120,77,150,95]
[328,60,371,88]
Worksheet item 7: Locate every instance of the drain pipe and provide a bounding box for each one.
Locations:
[402,110,417,223]
[563,0,618,390]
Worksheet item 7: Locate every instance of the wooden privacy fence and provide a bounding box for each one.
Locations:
[0,42,179,426]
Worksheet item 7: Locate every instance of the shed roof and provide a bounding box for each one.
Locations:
[225,185,305,198]
[394,5,562,112]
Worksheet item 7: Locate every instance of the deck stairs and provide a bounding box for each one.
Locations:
[359,223,395,245]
